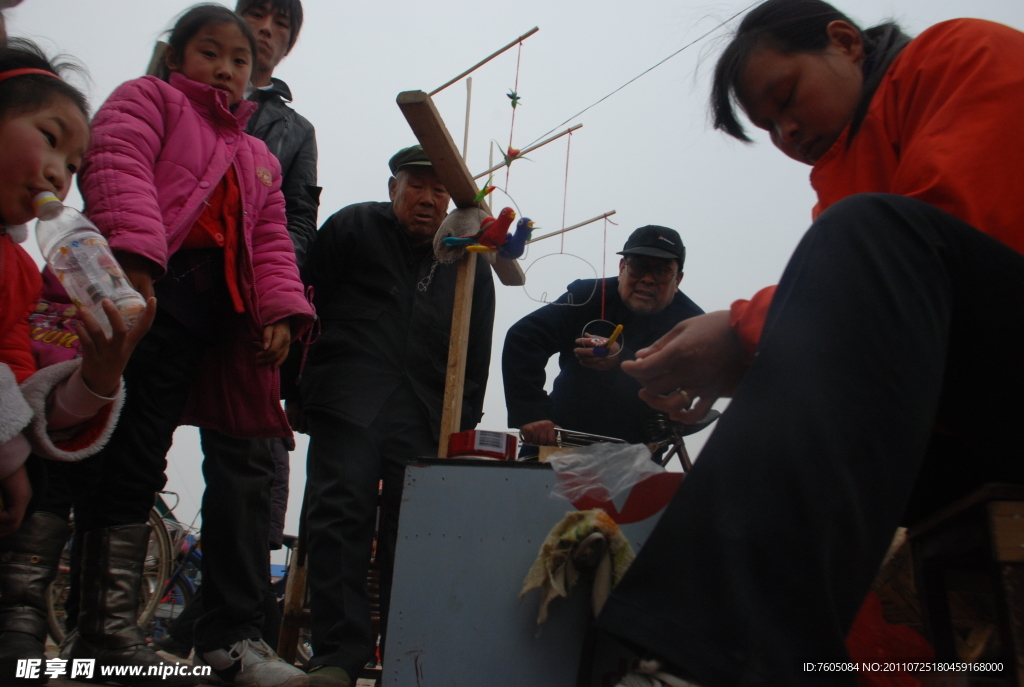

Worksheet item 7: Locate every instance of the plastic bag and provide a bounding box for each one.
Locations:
[548,443,663,511]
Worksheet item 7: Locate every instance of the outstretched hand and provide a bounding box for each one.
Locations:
[621,310,751,423]
[77,297,157,398]
[573,336,622,372]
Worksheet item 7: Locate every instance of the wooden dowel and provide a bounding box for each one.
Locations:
[527,210,616,244]
[462,77,472,160]
[429,27,540,96]
[437,252,478,457]
[473,124,583,180]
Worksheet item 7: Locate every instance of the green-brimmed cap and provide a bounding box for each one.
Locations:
[388,145,433,175]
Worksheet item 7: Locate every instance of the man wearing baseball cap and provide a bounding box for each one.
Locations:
[297,145,495,686]
[503,225,703,450]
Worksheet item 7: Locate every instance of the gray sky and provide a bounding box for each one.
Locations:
[9,0,1024,553]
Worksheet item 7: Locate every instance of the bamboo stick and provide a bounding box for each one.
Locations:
[429,27,540,96]
[462,77,472,160]
[527,210,617,244]
[473,124,582,180]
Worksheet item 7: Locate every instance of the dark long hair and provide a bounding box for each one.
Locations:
[0,38,88,121]
[710,0,910,143]
[160,4,259,81]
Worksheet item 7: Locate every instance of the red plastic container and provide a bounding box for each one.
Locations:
[447,430,517,461]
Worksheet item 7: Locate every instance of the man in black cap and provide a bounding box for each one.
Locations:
[503,226,703,449]
[298,145,495,687]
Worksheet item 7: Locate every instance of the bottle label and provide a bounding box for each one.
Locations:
[49,232,145,335]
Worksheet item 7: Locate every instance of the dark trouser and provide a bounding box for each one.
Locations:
[595,194,1024,686]
[192,430,275,652]
[29,309,277,650]
[72,309,207,533]
[305,383,435,678]
[33,435,277,651]
[167,576,283,651]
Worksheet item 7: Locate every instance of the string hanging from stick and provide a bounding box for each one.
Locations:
[506,40,524,191]
[599,214,620,321]
[601,217,607,320]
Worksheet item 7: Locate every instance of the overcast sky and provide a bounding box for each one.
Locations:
[9,0,1023,552]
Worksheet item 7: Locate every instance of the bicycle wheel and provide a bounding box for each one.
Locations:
[47,507,174,643]
[138,508,174,631]
[143,575,194,641]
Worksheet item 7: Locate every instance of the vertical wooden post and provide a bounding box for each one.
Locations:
[437,253,477,457]
[397,90,525,457]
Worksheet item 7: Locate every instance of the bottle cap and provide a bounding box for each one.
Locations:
[33,191,63,221]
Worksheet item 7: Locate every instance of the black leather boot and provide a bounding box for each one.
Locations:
[0,511,71,686]
[68,524,197,686]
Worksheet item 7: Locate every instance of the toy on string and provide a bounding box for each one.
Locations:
[579,320,625,359]
[591,324,624,358]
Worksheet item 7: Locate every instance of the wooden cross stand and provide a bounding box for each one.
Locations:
[397,90,525,457]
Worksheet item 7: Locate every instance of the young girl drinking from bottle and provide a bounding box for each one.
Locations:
[0,39,157,683]
[60,5,315,686]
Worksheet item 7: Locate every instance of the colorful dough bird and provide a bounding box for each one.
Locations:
[441,207,534,260]
[498,217,535,259]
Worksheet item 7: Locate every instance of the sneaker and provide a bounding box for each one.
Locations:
[614,659,703,687]
[196,639,309,687]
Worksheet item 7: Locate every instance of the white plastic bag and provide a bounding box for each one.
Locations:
[547,443,663,511]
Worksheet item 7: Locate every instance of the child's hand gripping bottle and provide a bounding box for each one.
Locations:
[34,192,147,338]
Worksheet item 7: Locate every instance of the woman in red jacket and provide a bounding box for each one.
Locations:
[595,1,1024,685]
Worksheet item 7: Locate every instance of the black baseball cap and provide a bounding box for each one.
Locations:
[617,225,685,267]
[388,145,433,175]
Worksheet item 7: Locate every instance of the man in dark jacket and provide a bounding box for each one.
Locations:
[238,0,320,269]
[504,226,702,448]
[300,146,495,687]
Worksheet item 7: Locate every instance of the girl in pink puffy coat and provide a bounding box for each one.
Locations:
[62,5,313,678]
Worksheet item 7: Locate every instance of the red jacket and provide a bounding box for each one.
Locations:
[731,19,1024,350]
[0,232,43,384]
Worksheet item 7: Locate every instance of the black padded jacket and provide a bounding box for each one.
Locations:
[246,78,320,270]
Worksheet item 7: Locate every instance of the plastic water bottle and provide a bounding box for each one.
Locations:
[34,192,147,337]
